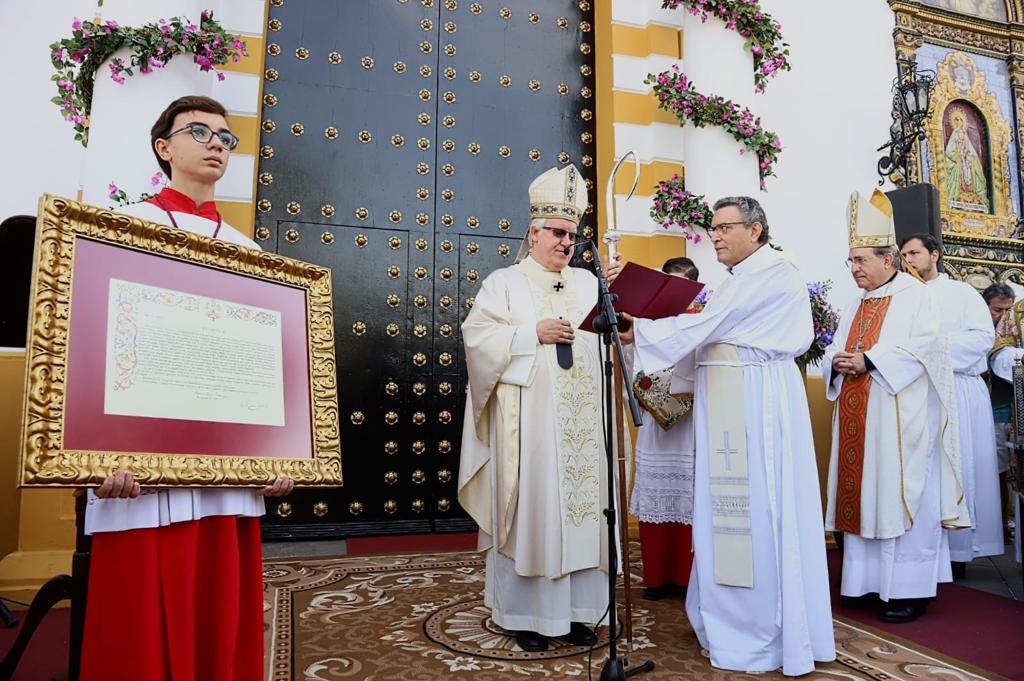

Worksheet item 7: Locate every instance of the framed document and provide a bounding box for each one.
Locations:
[19,195,342,487]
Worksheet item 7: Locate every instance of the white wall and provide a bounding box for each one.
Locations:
[0,0,96,220]
[0,0,262,221]
[609,0,898,305]
[752,0,898,309]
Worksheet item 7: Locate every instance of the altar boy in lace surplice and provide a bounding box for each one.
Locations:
[630,257,699,600]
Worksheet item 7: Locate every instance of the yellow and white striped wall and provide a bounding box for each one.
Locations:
[70,0,266,239]
[208,0,267,237]
[596,0,688,270]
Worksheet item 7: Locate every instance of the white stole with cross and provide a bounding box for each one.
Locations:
[704,343,754,588]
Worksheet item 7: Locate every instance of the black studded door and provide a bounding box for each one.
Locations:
[257,0,597,539]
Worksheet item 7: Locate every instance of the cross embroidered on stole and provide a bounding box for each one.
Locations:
[705,343,754,588]
[835,297,892,534]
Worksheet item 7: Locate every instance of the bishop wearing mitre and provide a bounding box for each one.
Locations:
[824,189,969,624]
[458,164,623,653]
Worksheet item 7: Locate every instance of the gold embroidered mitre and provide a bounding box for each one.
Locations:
[632,368,693,431]
[992,298,1024,358]
[528,164,588,225]
[848,189,896,249]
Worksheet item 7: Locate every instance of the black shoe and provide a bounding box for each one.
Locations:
[561,621,598,647]
[515,630,549,652]
[642,584,673,600]
[840,593,880,609]
[879,598,927,623]
[951,561,966,580]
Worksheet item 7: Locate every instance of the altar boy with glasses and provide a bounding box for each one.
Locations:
[80,95,292,681]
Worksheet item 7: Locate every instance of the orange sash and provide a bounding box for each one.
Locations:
[835,297,892,534]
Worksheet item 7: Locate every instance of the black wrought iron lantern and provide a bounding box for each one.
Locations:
[877,57,936,186]
[903,71,933,118]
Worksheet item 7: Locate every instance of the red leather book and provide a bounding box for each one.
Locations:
[580,262,704,331]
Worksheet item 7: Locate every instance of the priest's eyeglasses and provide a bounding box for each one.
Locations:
[845,255,876,268]
[703,221,746,237]
[165,122,240,151]
[541,226,579,243]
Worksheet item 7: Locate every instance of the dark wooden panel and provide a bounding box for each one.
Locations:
[257,0,597,538]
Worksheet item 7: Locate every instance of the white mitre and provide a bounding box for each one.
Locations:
[848,188,896,249]
[515,164,589,263]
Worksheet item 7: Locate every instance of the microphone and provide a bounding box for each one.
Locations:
[556,316,573,370]
[563,237,593,256]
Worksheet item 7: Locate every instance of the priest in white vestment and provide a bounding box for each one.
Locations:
[825,190,969,625]
[900,233,1000,570]
[621,196,835,677]
[458,164,622,653]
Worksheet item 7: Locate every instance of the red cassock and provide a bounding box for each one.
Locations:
[80,191,265,681]
[638,521,693,587]
[80,516,264,681]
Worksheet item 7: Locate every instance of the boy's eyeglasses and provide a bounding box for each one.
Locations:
[165,122,239,150]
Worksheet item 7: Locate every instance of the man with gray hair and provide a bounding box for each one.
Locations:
[459,164,622,653]
[621,195,835,675]
[824,190,967,624]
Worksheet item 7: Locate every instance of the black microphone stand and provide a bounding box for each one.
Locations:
[586,239,654,680]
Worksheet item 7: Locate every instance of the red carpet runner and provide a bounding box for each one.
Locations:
[828,549,1023,680]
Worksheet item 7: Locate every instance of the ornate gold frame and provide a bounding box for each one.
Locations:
[944,230,1024,286]
[19,195,342,488]
[925,51,1015,236]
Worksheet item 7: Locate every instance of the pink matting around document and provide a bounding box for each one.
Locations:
[63,237,314,459]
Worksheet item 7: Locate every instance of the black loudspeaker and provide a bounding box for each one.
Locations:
[0,215,36,348]
[885,183,942,250]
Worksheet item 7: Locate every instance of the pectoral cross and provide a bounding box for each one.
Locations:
[715,431,738,472]
[553,281,564,291]
[851,342,864,352]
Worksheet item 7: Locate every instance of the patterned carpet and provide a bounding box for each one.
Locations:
[263,547,1003,680]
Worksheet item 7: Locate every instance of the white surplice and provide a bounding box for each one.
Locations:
[632,246,835,677]
[458,256,614,637]
[630,366,695,525]
[84,201,264,535]
[929,275,1001,561]
[823,273,968,600]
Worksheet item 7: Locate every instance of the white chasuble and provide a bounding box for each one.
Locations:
[458,256,616,634]
[632,246,835,676]
[85,202,264,535]
[929,275,1002,561]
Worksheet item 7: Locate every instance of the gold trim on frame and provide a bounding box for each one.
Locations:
[943,230,1024,288]
[890,1,1022,60]
[19,195,342,488]
[925,51,1016,237]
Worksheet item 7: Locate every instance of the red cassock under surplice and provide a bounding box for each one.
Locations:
[79,190,265,681]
